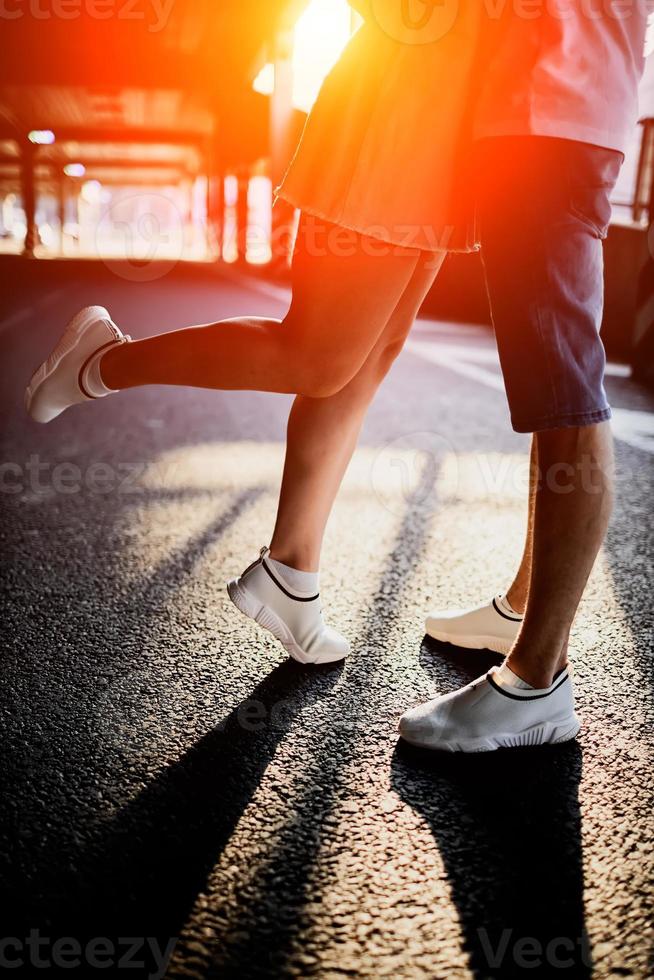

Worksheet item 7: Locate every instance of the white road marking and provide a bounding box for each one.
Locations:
[1,308,31,331]
[604,363,632,378]
[1,286,66,336]
[406,338,505,392]
[412,318,490,339]
[412,324,632,377]
[611,409,654,454]
[405,337,654,456]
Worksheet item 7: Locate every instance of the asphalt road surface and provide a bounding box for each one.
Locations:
[1,257,653,979]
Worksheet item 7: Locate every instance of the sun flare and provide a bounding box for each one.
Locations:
[253,0,355,112]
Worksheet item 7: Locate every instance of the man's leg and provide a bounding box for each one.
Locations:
[401,137,622,749]
[508,422,614,687]
[508,422,613,688]
[401,422,614,747]
[423,435,535,654]
[504,436,537,614]
[479,137,621,688]
[269,252,443,571]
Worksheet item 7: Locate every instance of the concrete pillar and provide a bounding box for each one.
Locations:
[646,122,654,224]
[206,173,225,261]
[236,172,250,264]
[21,140,36,257]
[205,132,226,261]
[269,26,296,268]
[180,176,193,249]
[71,185,80,248]
[58,176,66,253]
[215,174,225,259]
[633,118,654,224]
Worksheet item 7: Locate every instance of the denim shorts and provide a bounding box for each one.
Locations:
[475,136,623,433]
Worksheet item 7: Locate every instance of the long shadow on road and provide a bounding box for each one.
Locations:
[46,660,343,958]
[392,739,588,979]
[196,459,444,977]
[25,456,444,979]
[391,636,590,979]
[1,482,273,972]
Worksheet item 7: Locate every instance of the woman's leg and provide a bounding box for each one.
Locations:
[269,252,445,571]
[100,214,423,400]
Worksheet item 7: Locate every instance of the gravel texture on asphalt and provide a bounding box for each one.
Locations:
[1,261,652,979]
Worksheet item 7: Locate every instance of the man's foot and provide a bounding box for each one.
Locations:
[425,594,523,655]
[398,665,580,752]
[227,547,350,665]
[25,305,130,423]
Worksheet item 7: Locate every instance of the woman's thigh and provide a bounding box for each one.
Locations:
[349,248,445,389]
[284,213,424,393]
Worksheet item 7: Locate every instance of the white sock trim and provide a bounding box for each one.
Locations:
[269,558,319,595]
[497,593,523,618]
[80,343,119,399]
[496,662,534,690]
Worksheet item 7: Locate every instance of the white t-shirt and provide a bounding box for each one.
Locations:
[473,0,654,153]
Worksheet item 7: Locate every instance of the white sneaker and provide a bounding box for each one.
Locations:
[399,665,580,752]
[25,305,130,423]
[425,594,523,655]
[227,547,350,665]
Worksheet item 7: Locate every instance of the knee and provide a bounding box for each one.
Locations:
[297,361,359,398]
[372,336,406,380]
[346,334,406,397]
[536,420,612,458]
[280,310,364,398]
[292,335,406,398]
[536,422,614,497]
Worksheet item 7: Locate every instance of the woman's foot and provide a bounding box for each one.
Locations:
[25,305,130,423]
[227,547,350,665]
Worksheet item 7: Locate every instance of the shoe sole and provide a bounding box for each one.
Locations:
[25,305,111,422]
[425,626,516,656]
[226,579,346,666]
[400,716,581,753]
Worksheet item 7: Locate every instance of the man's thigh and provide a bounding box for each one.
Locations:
[476,136,622,433]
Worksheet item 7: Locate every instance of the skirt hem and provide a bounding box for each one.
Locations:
[274,191,480,256]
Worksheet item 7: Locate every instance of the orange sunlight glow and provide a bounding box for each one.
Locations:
[254,0,355,113]
[292,0,354,111]
[646,13,654,57]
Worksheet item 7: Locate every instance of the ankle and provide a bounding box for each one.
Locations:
[555,644,569,675]
[268,545,319,574]
[506,639,569,689]
[98,344,124,390]
[504,584,527,616]
[505,655,556,689]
